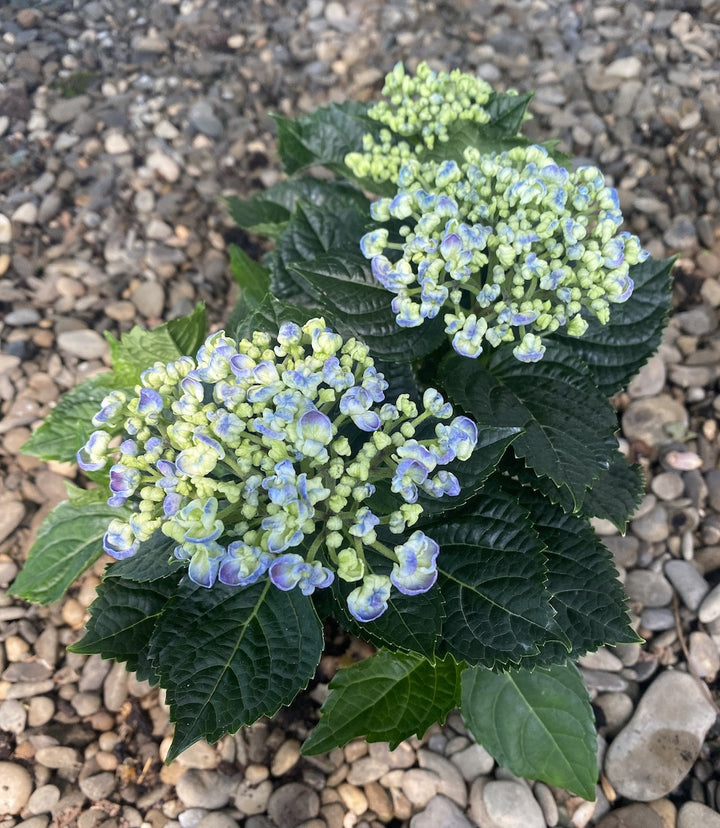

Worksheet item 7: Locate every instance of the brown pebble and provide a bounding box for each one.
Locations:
[60,598,86,629]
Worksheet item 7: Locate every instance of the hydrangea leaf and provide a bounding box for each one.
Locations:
[149,579,324,761]
[485,90,534,136]
[228,291,316,342]
[8,499,129,605]
[557,255,674,396]
[505,479,640,660]
[441,343,620,506]
[302,651,463,755]
[503,449,644,532]
[228,244,270,307]
[69,573,178,683]
[104,531,183,583]
[580,452,645,530]
[21,373,117,463]
[290,252,446,362]
[274,101,379,175]
[226,179,370,240]
[270,201,368,305]
[431,485,561,668]
[106,303,207,384]
[461,661,597,799]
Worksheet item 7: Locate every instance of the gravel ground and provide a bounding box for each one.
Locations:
[1,1,720,826]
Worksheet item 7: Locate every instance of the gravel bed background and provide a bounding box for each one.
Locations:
[1,1,720,826]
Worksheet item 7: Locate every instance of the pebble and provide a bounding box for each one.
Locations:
[469,779,545,828]
[450,742,495,781]
[664,560,709,610]
[234,780,273,816]
[627,354,666,398]
[0,699,27,733]
[622,396,688,446]
[130,281,165,318]
[56,329,107,360]
[79,772,115,801]
[147,151,181,183]
[175,770,236,810]
[688,631,720,677]
[34,746,81,770]
[677,801,720,827]
[189,101,224,138]
[604,670,717,800]
[266,783,320,826]
[0,214,11,243]
[624,569,673,607]
[699,582,720,624]
[410,794,473,828]
[402,768,441,808]
[26,785,61,815]
[595,803,663,828]
[0,762,33,814]
[651,471,684,501]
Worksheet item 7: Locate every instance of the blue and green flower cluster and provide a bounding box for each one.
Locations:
[345,61,495,184]
[359,144,649,362]
[77,319,478,622]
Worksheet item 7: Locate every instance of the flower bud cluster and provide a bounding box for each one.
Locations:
[359,144,649,363]
[77,319,478,622]
[345,61,494,184]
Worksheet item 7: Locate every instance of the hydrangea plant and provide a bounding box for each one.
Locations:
[13,62,674,799]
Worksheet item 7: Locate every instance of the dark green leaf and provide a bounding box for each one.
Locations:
[104,532,183,583]
[106,303,206,382]
[69,573,177,682]
[485,90,534,136]
[228,244,270,307]
[150,580,324,761]
[557,256,674,396]
[8,499,124,605]
[274,101,378,175]
[442,343,619,506]
[303,651,463,754]
[432,485,559,668]
[291,252,446,362]
[21,374,115,463]
[580,452,644,530]
[504,448,644,532]
[228,292,316,342]
[227,179,369,240]
[507,480,640,660]
[461,661,597,799]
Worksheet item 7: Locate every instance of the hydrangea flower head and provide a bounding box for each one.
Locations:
[78,319,479,622]
[346,61,495,184]
[357,144,648,362]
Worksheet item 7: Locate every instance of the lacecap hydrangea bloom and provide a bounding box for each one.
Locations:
[358,144,649,363]
[77,319,478,622]
[345,61,496,185]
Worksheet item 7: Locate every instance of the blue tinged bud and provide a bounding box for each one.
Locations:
[185,541,225,588]
[108,463,141,507]
[218,541,272,586]
[137,388,164,423]
[92,390,127,426]
[348,507,380,541]
[513,333,546,363]
[269,554,334,595]
[77,430,112,471]
[391,531,439,595]
[346,574,392,622]
[103,519,139,559]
